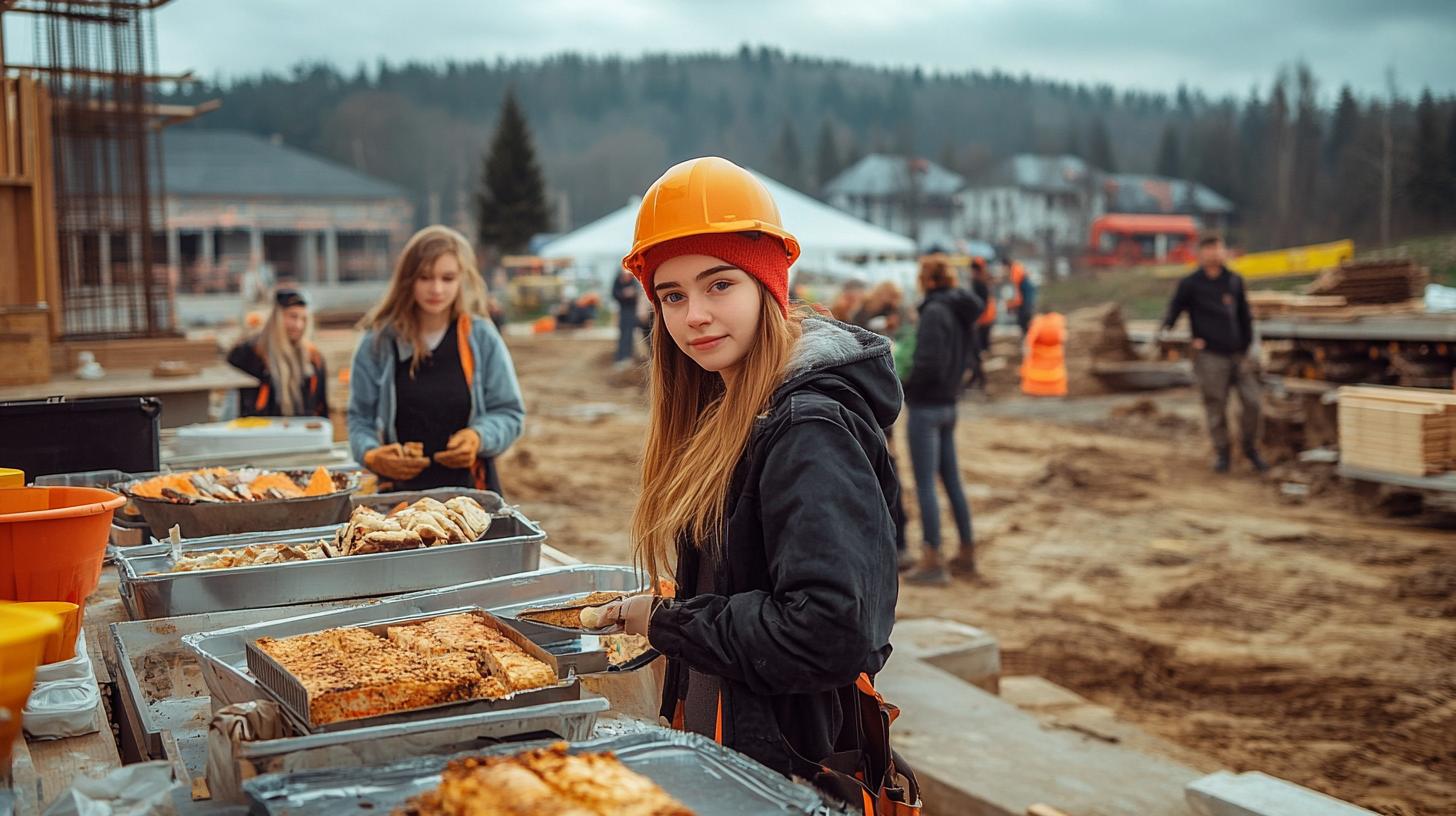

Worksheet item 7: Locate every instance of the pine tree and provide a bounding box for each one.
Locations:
[1446,106,1456,224]
[773,119,804,190]
[475,89,550,254]
[1088,116,1117,172]
[1326,85,1359,169]
[1408,90,1447,227]
[815,118,842,192]
[1155,124,1182,177]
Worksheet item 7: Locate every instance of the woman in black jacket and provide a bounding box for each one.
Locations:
[903,257,982,584]
[226,289,328,418]
[585,157,916,812]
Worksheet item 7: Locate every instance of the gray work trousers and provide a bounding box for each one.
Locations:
[1193,350,1262,455]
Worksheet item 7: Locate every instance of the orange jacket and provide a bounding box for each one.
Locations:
[1007,263,1027,310]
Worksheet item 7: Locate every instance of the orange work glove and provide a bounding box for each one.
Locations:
[363,443,430,481]
[433,428,482,470]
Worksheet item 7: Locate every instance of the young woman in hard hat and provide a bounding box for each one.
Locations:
[347,225,525,493]
[585,157,918,813]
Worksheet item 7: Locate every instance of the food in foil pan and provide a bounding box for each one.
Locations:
[127,466,346,504]
[163,496,493,573]
[394,742,693,816]
[255,612,555,726]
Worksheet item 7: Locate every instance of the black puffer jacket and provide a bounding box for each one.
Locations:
[903,286,982,406]
[648,317,903,778]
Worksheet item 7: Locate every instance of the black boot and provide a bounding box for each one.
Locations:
[1245,447,1269,474]
[1213,451,1230,473]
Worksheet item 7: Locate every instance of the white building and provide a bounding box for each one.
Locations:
[956,154,1095,252]
[955,154,1236,254]
[823,155,964,251]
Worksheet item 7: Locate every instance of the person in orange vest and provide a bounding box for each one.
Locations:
[967,257,995,393]
[225,288,329,418]
[348,225,525,493]
[1004,255,1036,337]
[1020,309,1068,397]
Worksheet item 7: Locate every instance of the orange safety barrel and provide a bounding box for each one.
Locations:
[1020,312,1068,397]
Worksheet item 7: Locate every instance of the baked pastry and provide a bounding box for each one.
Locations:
[254,628,481,725]
[395,743,693,816]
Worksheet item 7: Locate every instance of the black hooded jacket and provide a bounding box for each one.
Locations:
[648,317,903,778]
[903,286,983,406]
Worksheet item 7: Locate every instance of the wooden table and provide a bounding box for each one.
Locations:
[0,365,254,428]
[7,572,128,814]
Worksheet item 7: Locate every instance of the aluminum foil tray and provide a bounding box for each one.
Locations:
[243,607,579,734]
[183,565,644,711]
[243,727,852,816]
[113,495,545,619]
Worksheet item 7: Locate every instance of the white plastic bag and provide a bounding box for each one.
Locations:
[34,630,92,684]
[41,761,177,816]
[23,676,101,739]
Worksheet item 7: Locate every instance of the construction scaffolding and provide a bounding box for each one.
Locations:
[3,0,180,338]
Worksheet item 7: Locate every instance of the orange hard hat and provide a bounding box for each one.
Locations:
[622,156,800,277]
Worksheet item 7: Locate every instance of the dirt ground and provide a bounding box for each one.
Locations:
[334,328,1452,815]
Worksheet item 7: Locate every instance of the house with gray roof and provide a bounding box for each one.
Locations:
[822,154,964,251]
[956,153,1234,253]
[155,130,413,322]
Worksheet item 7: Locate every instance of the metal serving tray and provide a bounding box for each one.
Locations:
[113,496,545,619]
[244,607,580,734]
[183,565,643,711]
[243,727,851,816]
[110,603,359,765]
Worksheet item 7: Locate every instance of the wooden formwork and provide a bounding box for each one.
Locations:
[1,74,61,383]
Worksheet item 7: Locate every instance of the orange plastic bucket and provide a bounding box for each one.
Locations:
[0,605,61,769]
[0,486,125,605]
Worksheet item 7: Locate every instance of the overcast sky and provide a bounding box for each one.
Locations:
[5,0,1455,101]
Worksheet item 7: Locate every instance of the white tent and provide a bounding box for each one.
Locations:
[538,171,918,295]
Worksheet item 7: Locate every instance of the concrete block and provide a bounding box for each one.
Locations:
[1186,771,1377,816]
[999,675,1086,710]
[891,618,1001,693]
[879,656,1200,816]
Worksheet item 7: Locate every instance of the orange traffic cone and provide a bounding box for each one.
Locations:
[1021,312,1068,397]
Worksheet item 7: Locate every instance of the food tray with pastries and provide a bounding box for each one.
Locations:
[113,492,544,619]
[244,608,579,734]
[117,465,361,538]
[183,564,647,710]
[243,727,853,816]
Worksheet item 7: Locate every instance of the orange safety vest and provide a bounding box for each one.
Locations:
[976,291,997,327]
[1006,263,1027,310]
[452,312,498,493]
[1020,312,1068,397]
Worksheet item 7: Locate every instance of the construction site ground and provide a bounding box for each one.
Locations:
[317,327,1454,816]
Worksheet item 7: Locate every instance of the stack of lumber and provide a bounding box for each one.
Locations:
[1247,292,1348,319]
[1307,259,1429,304]
[1338,385,1456,476]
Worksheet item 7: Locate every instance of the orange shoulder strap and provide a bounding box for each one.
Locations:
[456,313,475,387]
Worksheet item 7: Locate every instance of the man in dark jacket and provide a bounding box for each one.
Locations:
[648,318,903,780]
[1162,235,1268,474]
[904,259,983,584]
[611,269,640,364]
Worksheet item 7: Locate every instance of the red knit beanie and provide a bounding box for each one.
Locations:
[637,232,791,314]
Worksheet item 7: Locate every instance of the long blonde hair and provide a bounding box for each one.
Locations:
[631,286,804,589]
[257,301,314,416]
[360,225,488,374]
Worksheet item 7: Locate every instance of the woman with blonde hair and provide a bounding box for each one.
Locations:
[347,225,524,493]
[584,157,917,812]
[226,288,328,418]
